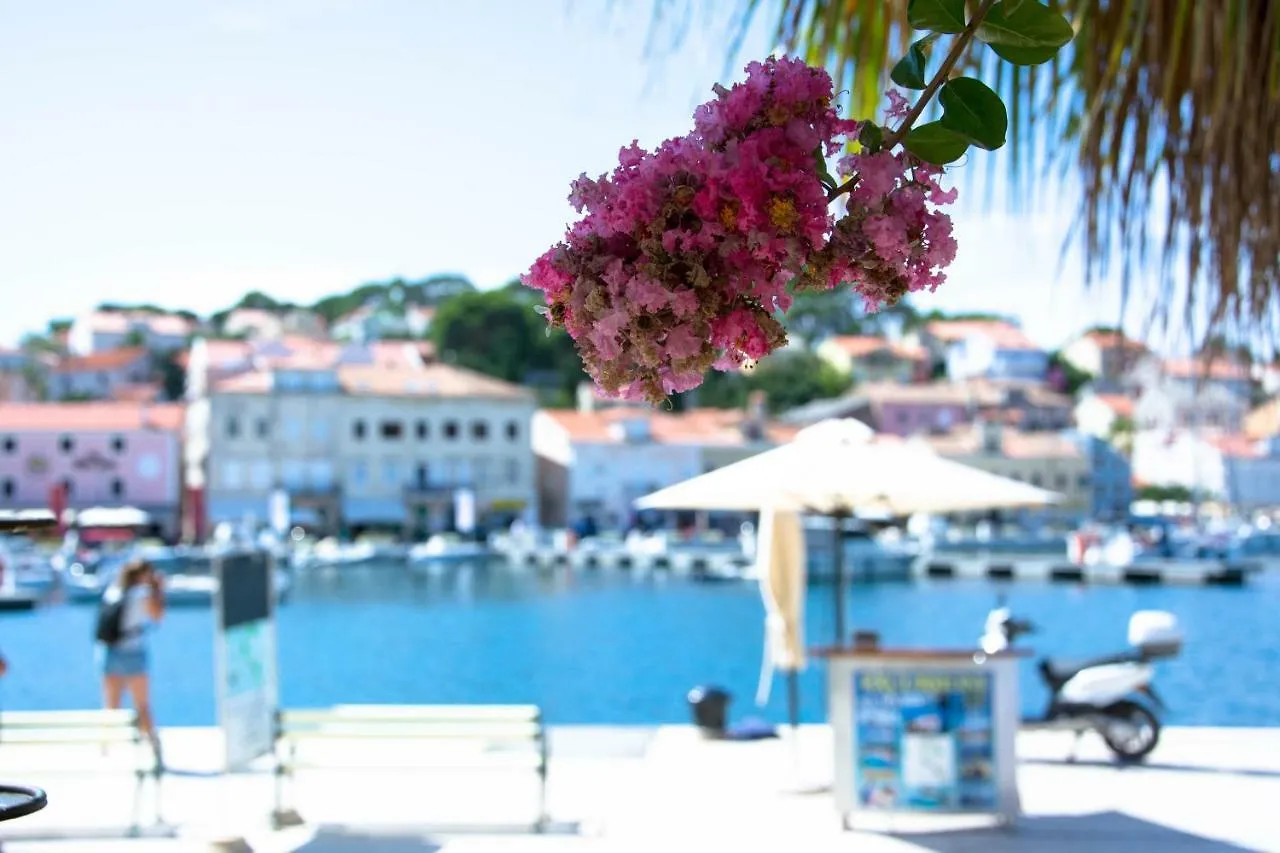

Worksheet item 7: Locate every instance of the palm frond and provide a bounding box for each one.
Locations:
[643,0,1280,355]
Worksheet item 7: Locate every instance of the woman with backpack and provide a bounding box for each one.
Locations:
[96,558,165,765]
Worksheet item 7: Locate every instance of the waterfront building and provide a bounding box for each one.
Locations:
[1244,397,1280,440]
[330,301,434,342]
[815,335,928,383]
[532,392,795,529]
[1059,329,1148,381]
[0,402,185,538]
[1131,430,1280,510]
[781,381,972,436]
[1128,355,1251,432]
[220,307,327,340]
[1070,432,1134,520]
[917,319,1049,383]
[919,421,1090,523]
[1074,389,1136,438]
[967,380,1074,432]
[47,347,152,401]
[187,350,536,538]
[0,349,44,403]
[69,310,195,355]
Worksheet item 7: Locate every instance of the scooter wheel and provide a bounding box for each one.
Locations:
[1101,700,1161,763]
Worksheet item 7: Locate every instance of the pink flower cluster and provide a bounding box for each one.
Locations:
[523,59,958,404]
[801,150,959,309]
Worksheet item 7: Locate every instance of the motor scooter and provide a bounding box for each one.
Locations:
[980,599,1182,763]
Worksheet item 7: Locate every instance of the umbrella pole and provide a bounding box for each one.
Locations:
[832,511,847,645]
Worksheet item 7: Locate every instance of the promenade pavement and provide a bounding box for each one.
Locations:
[0,725,1276,852]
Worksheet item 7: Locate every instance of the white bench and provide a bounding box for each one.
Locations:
[273,704,549,830]
[0,709,162,834]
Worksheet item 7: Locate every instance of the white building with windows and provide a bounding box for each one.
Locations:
[532,393,795,529]
[186,358,537,537]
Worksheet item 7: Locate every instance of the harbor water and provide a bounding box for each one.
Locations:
[2,562,1277,727]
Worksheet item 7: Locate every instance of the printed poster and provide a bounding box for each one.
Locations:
[854,669,996,812]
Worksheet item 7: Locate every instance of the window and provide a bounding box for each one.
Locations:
[1030,473,1043,487]
[505,420,519,441]
[1,478,12,498]
[382,459,400,485]
[506,458,520,484]
[443,420,459,440]
[415,463,429,488]
[1078,473,1091,489]
[250,460,271,490]
[256,417,270,439]
[1,437,15,453]
[226,416,240,439]
[110,478,124,498]
[380,420,404,440]
[284,417,302,442]
[222,461,244,489]
[282,460,306,489]
[474,458,491,487]
[1054,474,1067,490]
[110,435,126,454]
[351,460,369,485]
[416,420,428,440]
[59,435,74,454]
[310,418,329,442]
[353,419,367,440]
[471,420,488,441]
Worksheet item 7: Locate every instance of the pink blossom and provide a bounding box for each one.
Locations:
[521,62,958,405]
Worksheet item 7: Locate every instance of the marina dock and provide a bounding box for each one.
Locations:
[1,724,1276,851]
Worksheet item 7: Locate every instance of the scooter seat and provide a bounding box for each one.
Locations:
[1042,650,1145,684]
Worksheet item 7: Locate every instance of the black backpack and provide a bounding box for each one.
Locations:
[95,597,127,646]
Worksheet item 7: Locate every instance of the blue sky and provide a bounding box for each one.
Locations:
[0,0,1140,350]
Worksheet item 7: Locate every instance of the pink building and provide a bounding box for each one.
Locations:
[0,402,185,538]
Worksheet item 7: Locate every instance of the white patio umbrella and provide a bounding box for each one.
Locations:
[636,418,1061,640]
[755,507,807,731]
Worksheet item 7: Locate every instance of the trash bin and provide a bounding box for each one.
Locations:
[688,686,731,737]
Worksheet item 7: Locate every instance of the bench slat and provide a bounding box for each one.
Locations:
[284,705,541,723]
[0,730,141,745]
[279,723,543,741]
[283,754,544,772]
[0,710,137,729]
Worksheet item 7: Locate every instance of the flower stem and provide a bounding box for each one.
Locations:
[881,0,1000,149]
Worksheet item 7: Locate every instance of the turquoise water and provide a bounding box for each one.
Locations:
[2,564,1277,727]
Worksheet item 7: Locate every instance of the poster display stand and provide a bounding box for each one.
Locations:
[213,550,278,772]
[820,647,1025,830]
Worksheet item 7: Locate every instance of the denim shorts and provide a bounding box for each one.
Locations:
[100,646,148,677]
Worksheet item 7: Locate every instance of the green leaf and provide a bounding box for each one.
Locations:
[976,0,1074,66]
[890,37,933,89]
[937,77,1008,150]
[902,122,969,165]
[906,0,966,34]
[858,122,885,153]
[812,146,837,190]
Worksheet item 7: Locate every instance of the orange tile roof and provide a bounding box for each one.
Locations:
[922,425,1082,459]
[828,335,925,360]
[337,364,530,400]
[51,347,149,374]
[1163,357,1251,381]
[860,380,971,405]
[1094,393,1135,419]
[1084,330,1147,351]
[925,319,1039,351]
[111,382,162,402]
[0,402,184,431]
[87,311,194,336]
[544,407,793,445]
[1211,433,1264,459]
